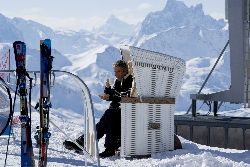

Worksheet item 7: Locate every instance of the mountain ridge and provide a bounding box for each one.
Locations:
[131,0,228,60]
[0,0,231,112]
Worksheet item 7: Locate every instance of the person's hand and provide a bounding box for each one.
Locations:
[105,79,111,88]
[99,93,110,100]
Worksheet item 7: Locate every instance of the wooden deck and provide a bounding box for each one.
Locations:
[175,115,250,150]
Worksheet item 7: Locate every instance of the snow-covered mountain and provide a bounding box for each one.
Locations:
[0,14,23,43]
[61,45,122,116]
[0,14,133,55]
[91,15,137,48]
[177,54,231,111]
[131,0,228,60]
[0,43,71,71]
[0,0,233,113]
[95,15,136,37]
[125,0,230,111]
[138,0,225,36]
[11,17,55,50]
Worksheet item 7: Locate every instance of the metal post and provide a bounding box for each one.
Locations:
[213,101,218,116]
[225,127,228,148]
[243,128,246,150]
[207,126,210,146]
[245,0,250,107]
[8,49,10,83]
[192,99,196,117]
[190,125,194,141]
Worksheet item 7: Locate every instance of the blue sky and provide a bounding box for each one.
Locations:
[0,0,225,31]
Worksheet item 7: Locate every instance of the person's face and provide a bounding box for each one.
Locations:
[114,66,127,80]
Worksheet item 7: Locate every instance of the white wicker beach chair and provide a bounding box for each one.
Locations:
[120,46,185,157]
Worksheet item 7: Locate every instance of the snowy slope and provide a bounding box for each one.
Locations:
[0,107,250,167]
[0,14,23,43]
[11,17,55,50]
[61,45,122,115]
[176,53,231,111]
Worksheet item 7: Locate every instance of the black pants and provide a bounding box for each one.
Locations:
[96,108,121,150]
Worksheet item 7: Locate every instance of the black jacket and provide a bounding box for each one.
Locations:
[104,74,133,109]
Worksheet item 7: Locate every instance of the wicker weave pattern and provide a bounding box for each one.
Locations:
[120,46,185,157]
[129,46,185,98]
[121,103,175,156]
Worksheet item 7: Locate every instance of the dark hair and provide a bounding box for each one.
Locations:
[114,60,128,73]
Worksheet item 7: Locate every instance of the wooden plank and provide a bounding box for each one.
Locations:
[121,97,175,104]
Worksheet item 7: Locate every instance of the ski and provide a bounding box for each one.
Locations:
[13,41,35,167]
[38,39,53,167]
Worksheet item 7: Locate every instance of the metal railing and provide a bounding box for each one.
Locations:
[0,69,100,167]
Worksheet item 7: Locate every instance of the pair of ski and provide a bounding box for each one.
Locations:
[13,39,53,167]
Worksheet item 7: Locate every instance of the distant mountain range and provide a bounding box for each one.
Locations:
[94,15,137,36]
[0,0,232,113]
[131,0,228,60]
[0,13,136,55]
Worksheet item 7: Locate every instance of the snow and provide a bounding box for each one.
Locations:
[0,0,231,105]
[0,0,249,166]
[135,33,158,47]
[1,107,250,167]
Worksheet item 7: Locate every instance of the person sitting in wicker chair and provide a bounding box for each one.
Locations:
[63,60,133,158]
